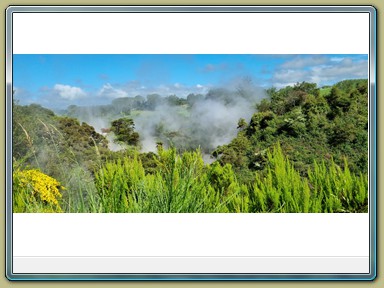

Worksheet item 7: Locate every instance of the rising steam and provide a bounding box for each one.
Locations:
[65,78,265,156]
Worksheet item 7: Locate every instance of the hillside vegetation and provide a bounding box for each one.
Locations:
[12,79,369,213]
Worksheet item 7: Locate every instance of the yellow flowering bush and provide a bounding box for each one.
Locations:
[13,169,64,212]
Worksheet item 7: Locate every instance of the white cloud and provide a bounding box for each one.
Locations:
[98,83,128,99]
[271,57,368,87]
[309,58,368,84]
[273,82,298,88]
[273,69,307,84]
[54,84,86,100]
[280,55,327,69]
[330,57,344,62]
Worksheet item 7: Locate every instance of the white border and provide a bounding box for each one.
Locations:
[13,12,369,54]
[14,214,369,257]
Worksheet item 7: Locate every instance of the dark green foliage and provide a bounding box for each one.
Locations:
[12,103,56,160]
[110,118,140,146]
[58,117,108,151]
[213,79,368,180]
[237,118,248,130]
[138,152,159,174]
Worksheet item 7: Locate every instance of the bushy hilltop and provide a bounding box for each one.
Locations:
[213,79,368,184]
[12,79,369,213]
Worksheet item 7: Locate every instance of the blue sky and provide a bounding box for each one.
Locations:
[13,54,368,109]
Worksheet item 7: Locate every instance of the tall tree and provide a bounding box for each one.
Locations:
[110,118,140,146]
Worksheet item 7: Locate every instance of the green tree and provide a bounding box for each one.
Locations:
[237,118,247,130]
[110,118,140,146]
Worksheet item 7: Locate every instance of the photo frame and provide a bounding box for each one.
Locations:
[5,5,376,281]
